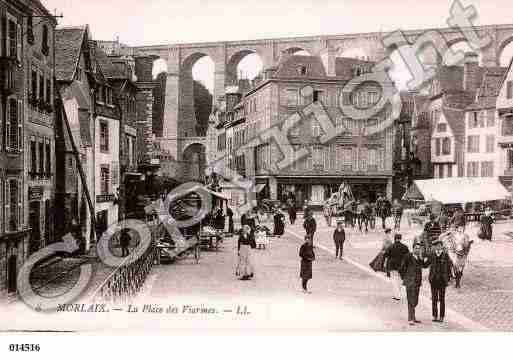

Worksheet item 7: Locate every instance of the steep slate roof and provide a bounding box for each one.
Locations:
[335,57,375,80]
[466,67,507,110]
[439,107,465,137]
[436,65,465,93]
[275,55,327,78]
[55,26,88,82]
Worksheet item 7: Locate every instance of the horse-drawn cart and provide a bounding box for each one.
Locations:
[156,235,201,264]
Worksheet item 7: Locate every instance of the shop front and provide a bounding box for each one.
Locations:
[27,185,53,255]
[276,176,391,209]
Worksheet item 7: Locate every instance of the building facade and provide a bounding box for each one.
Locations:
[496,57,513,193]
[464,68,506,179]
[0,0,56,296]
[209,55,397,209]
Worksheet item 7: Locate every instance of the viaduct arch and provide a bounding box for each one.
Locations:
[130,24,513,162]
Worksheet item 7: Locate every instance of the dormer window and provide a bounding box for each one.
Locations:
[437,123,447,132]
[297,65,307,76]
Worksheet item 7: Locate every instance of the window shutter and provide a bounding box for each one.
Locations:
[352,147,358,170]
[16,23,22,62]
[342,92,351,106]
[5,180,10,231]
[0,16,6,58]
[5,99,11,151]
[18,179,22,230]
[18,99,23,152]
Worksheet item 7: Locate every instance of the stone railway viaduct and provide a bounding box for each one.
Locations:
[121,24,513,166]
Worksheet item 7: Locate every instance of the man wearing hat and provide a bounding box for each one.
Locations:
[333,220,346,260]
[426,239,452,323]
[303,209,317,245]
[400,242,429,326]
[384,233,409,301]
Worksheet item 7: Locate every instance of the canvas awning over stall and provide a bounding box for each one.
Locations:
[403,177,511,204]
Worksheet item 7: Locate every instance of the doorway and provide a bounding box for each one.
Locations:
[28,201,41,255]
[7,255,17,293]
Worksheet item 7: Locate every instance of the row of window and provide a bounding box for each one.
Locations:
[30,68,52,111]
[255,144,385,173]
[29,137,52,178]
[1,13,51,60]
[467,161,495,177]
[434,137,451,156]
[467,135,495,153]
[96,86,114,106]
[468,110,495,129]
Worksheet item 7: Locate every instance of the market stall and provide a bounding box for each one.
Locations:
[403,177,512,221]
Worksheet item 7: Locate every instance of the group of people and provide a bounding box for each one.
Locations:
[235,206,288,281]
[370,230,453,325]
[321,195,405,233]
[369,208,475,326]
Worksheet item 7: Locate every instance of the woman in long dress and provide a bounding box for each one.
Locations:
[479,208,494,241]
[273,208,285,236]
[369,228,393,273]
[236,225,255,280]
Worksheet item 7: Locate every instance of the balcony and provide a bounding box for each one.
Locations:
[0,57,17,96]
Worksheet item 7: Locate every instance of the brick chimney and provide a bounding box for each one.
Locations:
[463,52,481,92]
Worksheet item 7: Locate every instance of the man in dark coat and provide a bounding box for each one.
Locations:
[226,207,234,234]
[299,235,315,293]
[288,205,297,225]
[426,240,452,322]
[384,233,409,300]
[400,243,430,325]
[333,221,346,259]
[303,209,317,243]
[119,227,131,257]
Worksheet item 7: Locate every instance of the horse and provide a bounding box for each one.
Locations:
[439,229,473,288]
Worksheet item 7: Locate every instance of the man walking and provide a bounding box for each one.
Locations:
[303,209,317,244]
[392,199,403,230]
[288,205,297,225]
[427,240,452,322]
[333,220,346,260]
[384,233,409,301]
[400,243,429,326]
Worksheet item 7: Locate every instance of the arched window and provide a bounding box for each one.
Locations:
[42,25,49,56]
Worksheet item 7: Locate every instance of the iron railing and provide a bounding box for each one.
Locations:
[93,230,158,304]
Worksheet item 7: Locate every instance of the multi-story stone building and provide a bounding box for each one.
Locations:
[94,45,139,219]
[426,53,486,179]
[1,0,56,296]
[496,56,513,193]
[464,67,506,179]
[209,54,397,208]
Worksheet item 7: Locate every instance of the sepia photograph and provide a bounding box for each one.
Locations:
[0,0,513,356]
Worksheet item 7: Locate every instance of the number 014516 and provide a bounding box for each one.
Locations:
[9,344,40,352]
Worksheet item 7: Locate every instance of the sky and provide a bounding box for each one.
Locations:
[42,0,513,92]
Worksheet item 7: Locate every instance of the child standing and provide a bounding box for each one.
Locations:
[299,235,316,293]
[333,221,346,260]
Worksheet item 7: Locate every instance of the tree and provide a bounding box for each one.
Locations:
[193,81,213,136]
